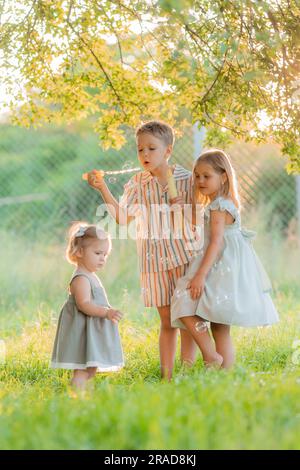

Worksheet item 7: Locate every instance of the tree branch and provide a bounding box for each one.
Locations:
[66,18,127,116]
[203,102,245,136]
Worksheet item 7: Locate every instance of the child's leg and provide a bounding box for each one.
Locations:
[210,323,235,369]
[168,265,197,367]
[87,367,98,379]
[157,305,178,380]
[71,369,90,389]
[180,316,223,367]
[179,328,197,367]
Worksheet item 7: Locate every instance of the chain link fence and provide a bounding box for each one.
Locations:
[0,123,298,242]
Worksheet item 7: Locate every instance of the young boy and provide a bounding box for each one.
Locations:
[87,121,201,380]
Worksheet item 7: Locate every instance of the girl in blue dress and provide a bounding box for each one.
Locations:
[51,222,124,389]
[171,149,279,369]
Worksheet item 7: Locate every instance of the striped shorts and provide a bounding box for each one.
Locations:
[140,263,189,307]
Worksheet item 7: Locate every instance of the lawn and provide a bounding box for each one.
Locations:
[1,212,300,449]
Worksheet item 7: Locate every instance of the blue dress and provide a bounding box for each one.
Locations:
[171,197,279,328]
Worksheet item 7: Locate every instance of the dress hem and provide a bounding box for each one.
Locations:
[172,313,279,328]
[50,361,124,371]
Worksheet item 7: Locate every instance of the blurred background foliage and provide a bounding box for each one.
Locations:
[0,122,297,241]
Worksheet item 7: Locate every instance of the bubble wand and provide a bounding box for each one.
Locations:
[82,167,141,181]
[83,166,178,198]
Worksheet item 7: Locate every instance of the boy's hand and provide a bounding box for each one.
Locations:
[106,308,123,323]
[187,273,205,300]
[87,170,106,190]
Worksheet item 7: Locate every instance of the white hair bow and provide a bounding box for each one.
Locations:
[75,226,88,238]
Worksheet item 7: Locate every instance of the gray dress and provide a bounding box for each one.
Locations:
[51,269,124,371]
[171,196,279,328]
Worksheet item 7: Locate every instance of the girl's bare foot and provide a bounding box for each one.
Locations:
[204,352,223,369]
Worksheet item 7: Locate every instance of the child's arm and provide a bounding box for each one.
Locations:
[71,276,123,323]
[192,204,204,226]
[188,210,227,300]
[87,170,134,225]
[169,200,203,233]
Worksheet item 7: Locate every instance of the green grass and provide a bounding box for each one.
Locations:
[1,213,300,449]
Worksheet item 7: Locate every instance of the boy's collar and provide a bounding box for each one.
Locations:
[140,164,191,185]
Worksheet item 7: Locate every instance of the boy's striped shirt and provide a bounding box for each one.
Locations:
[120,164,202,273]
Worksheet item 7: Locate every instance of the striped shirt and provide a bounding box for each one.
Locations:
[119,164,202,273]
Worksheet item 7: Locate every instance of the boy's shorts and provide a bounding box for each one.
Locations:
[140,263,189,307]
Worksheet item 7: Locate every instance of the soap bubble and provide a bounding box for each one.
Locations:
[216,294,232,306]
[122,162,132,170]
[108,177,117,184]
[160,257,169,264]
[174,289,189,299]
[211,261,219,271]
[220,266,232,277]
[195,321,208,333]
[128,180,137,188]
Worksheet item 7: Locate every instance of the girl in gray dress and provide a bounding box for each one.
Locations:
[171,149,279,369]
[51,222,124,389]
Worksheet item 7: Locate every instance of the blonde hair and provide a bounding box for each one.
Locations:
[193,148,240,209]
[135,120,175,147]
[66,221,112,265]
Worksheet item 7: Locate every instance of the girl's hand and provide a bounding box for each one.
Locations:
[106,308,123,323]
[169,196,185,210]
[87,169,106,190]
[187,273,205,300]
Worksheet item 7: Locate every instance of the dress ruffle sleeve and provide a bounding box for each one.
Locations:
[205,197,238,221]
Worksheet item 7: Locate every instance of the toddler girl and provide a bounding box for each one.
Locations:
[51,222,124,388]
